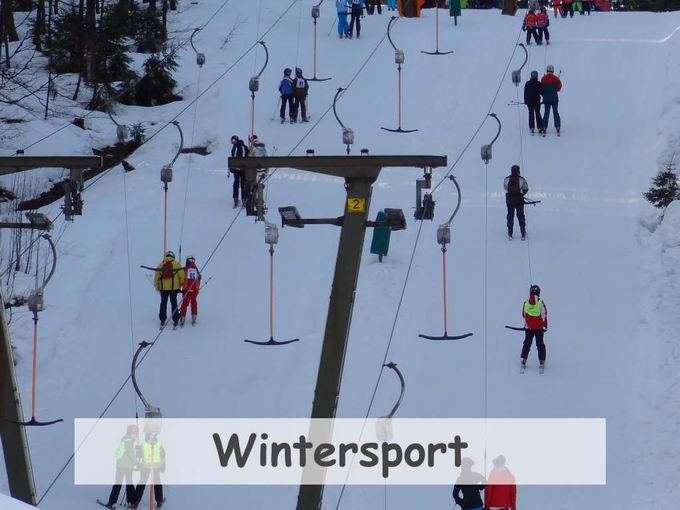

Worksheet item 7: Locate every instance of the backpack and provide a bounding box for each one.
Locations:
[161,261,174,280]
[507,175,521,195]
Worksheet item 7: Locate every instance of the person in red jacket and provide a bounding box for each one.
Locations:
[540,64,562,135]
[521,284,548,370]
[179,256,201,326]
[523,11,540,45]
[552,0,562,17]
[536,7,550,45]
[485,455,517,510]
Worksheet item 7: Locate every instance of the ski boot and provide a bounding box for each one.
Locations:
[520,358,527,374]
[233,197,239,209]
[290,118,297,124]
[192,315,197,326]
[172,322,178,330]
[556,127,561,137]
[539,361,545,374]
[280,118,285,124]
[530,128,535,135]
[159,320,165,330]
[507,232,513,241]
[179,317,185,327]
[302,117,309,123]
[521,233,527,241]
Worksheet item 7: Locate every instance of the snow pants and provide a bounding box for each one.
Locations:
[293,96,307,120]
[180,291,198,318]
[280,94,294,120]
[159,290,180,325]
[349,6,361,37]
[134,470,163,505]
[338,13,349,36]
[107,468,135,506]
[388,0,397,9]
[539,26,550,43]
[506,198,526,237]
[366,0,381,14]
[527,103,543,131]
[543,101,561,129]
[521,329,546,362]
[231,169,247,200]
[563,2,574,16]
[526,28,540,45]
[583,0,591,13]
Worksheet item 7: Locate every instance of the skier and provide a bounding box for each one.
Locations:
[101,424,138,509]
[336,0,350,38]
[522,11,540,45]
[540,64,562,136]
[452,458,486,510]
[229,135,249,207]
[562,0,574,17]
[520,284,548,372]
[366,0,382,14]
[292,67,309,123]
[348,0,363,39]
[278,68,294,124]
[154,251,184,329]
[583,0,592,14]
[484,455,517,510]
[536,7,550,45]
[552,0,562,17]
[574,0,583,13]
[504,165,528,240]
[132,431,165,509]
[524,70,544,135]
[179,256,201,326]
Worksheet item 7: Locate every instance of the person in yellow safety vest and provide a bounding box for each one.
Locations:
[520,284,548,370]
[132,431,166,509]
[102,424,139,509]
[154,250,185,329]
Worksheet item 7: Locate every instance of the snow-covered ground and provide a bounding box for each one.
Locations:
[1,2,680,509]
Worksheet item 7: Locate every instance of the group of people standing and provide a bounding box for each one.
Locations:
[452,456,518,510]
[523,64,563,136]
[335,0,397,39]
[553,0,593,17]
[522,7,550,45]
[277,67,310,124]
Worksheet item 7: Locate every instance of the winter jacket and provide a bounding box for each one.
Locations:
[541,73,562,103]
[485,467,517,510]
[154,256,185,291]
[524,12,538,29]
[536,11,549,26]
[279,76,294,96]
[293,75,309,98]
[231,140,249,158]
[523,295,548,330]
[336,0,349,13]
[114,435,138,469]
[182,261,201,294]
[504,168,529,206]
[524,77,543,105]
[453,484,486,509]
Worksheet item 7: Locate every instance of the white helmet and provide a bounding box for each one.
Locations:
[546,64,555,73]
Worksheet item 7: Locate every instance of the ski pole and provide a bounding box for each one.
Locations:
[328,15,338,36]
[270,97,282,121]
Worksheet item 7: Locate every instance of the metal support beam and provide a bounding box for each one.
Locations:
[228,155,447,510]
[0,286,36,505]
[0,155,102,176]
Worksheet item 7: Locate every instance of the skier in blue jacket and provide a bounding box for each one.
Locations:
[336,0,350,38]
[278,68,294,124]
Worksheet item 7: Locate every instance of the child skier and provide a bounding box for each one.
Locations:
[278,68,294,123]
[521,284,548,372]
[536,7,550,45]
[292,67,309,123]
[179,256,201,326]
[336,0,350,38]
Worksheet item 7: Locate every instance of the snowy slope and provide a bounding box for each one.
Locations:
[1,2,680,510]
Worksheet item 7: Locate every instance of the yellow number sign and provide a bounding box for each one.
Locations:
[347,198,366,213]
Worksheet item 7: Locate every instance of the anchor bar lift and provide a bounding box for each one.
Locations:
[228,154,447,510]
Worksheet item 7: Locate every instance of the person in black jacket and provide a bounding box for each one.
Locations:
[524,70,544,134]
[504,165,529,240]
[348,0,363,39]
[292,67,309,123]
[452,458,486,510]
[229,135,250,207]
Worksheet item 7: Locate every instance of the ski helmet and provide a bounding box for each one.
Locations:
[186,256,195,264]
[530,70,538,79]
[230,135,239,143]
[166,250,175,259]
[295,67,303,76]
[284,68,292,76]
[546,64,554,73]
[511,164,520,175]
[530,284,541,296]
[127,424,139,435]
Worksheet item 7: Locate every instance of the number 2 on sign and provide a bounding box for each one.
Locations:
[347,198,366,213]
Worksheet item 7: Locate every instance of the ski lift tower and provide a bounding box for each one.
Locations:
[227,153,447,510]
[0,154,101,505]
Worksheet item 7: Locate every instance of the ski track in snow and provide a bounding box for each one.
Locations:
[1,3,680,509]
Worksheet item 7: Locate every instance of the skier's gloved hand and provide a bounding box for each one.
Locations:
[543,327,548,332]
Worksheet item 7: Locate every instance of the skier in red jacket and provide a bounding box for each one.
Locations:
[536,8,550,45]
[521,284,548,371]
[179,256,201,326]
[485,455,517,510]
